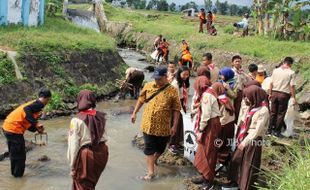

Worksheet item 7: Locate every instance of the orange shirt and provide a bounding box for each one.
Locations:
[3,100,43,134]
[182,53,193,62]
[198,12,206,20]
[181,44,190,55]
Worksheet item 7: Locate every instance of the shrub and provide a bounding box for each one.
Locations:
[224,25,235,34]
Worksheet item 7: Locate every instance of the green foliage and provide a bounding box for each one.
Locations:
[146,0,169,11]
[0,53,15,85]
[0,16,115,52]
[45,91,65,111]
[259,139,310,190]
[204,0,213,12]
[180,1,198,12]
[46,0,62,16]
[224,25,234,34]
[169,3,176,12]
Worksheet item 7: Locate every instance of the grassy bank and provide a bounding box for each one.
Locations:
[104,3,309,62]
[0,16,115,52]
[0,16,126,116]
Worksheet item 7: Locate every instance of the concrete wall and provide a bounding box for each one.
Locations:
[0,0,45,26]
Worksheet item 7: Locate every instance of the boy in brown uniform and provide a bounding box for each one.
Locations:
[268,57,296,137]
[202,53,220,84]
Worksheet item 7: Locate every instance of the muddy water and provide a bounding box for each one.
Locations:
[0,49,196,190]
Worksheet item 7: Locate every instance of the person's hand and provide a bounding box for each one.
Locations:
[223,82,230,90]
[70,170,76,177]
[237,143,245,151]
[37,125,45,134]
[268,94,273,101]
[170,126,177,136]
[131,113,137,124]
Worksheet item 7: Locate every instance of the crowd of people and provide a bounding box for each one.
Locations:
[1,42,296,190]
[132,40,297,189]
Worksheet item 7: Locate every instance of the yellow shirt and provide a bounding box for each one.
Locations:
[139,81,181,136]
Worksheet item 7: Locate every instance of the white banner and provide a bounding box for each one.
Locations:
[183,112,198,164]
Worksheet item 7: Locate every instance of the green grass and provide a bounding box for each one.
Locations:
[103,3,310,62]
[260,138,310,190]
[0,16,115,52]
[0,52,15,85]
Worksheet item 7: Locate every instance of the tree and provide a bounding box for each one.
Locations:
[157,0,169,11]
[180,1,198,12]
[217,1,229,15]
[146,0,158,10]
[229,4,239,16]
[204,0,213,11]
[169,3,176,12]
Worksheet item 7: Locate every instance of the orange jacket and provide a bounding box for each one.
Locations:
[198,12,206,20]
[182,53,193,62]
[2,100,43,134]
[181,44,190,55]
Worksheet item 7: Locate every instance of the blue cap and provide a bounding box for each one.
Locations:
[152,66,168,80]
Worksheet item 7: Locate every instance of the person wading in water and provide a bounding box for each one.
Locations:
[131,66,181,180]
[2,88,51,177]
[68,90,108,190]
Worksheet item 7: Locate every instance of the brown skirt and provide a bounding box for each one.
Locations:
[229,137,262,190]
[72,143,109,190]
[217,121,235,164]
[194,117,221,182]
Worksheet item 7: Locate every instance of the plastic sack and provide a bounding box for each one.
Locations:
[282,98,296,137]
[182,112,197,164]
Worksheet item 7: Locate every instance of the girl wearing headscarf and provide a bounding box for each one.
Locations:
[223,85,269,190]
[67,90,108,190]
[190,66,211,117]
[237,80,262,126]
[191,76,222,190]
[211,82,235,167]
[169,66,190,154]
[219,67,238,101]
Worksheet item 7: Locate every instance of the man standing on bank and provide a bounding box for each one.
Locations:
[2,88,51,177]
[268,57,297,137]
[131,66,181,180]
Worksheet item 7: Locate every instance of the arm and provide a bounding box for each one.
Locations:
[290,73,297,104]
[199,94,213,131]
[67,118,81,170]
[131,84,148,123]
[240,108,269,147]
[24,100,45,132]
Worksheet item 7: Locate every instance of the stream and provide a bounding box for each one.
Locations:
[0,49,197,190]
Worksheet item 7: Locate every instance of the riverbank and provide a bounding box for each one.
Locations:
[0,16,127,119]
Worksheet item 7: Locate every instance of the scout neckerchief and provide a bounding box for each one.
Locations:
[194,87,217,136]
[237,101,268,145]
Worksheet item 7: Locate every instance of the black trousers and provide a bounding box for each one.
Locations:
[3,130,26,177]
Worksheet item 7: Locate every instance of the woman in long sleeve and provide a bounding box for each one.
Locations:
[169,66,190,154]
[67,90,108,190]
[192,76,222,190]
[223,85,269,190]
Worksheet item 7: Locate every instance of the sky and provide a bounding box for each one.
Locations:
[166,0,253,6]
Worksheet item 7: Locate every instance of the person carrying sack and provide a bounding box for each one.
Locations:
[131,66,181,181]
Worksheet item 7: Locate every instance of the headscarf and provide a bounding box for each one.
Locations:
[197,65,210,77]
[76,90,106,146]
[212,82,234,115]
[243,85,268,110]
[244,80,261,88]
[220,67,235,89]
[220,67,235,82]
[193,76,211,100]
[237,85,268,144]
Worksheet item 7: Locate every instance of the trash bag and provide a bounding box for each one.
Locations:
[182,112,197,163]
[150,50,162,62]
[282,98,295,137]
